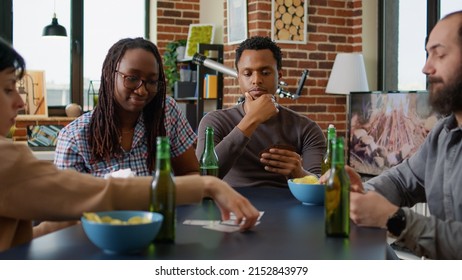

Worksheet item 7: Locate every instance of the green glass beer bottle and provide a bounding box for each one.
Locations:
[150,137,176,243]
[321,124,336,175]
[325,136,350,237]
[199,126,219,177]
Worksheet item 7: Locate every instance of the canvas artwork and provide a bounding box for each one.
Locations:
[348,91,438,176]
[184,24,215,60]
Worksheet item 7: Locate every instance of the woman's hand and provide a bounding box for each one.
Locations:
[202,176,260,230]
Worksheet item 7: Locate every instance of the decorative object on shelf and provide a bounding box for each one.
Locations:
[17,70,48,117]
[179,65,192,82]
[42,0,67,37]
[163,39,187,95]
[65,103,83,118]
[86,80,100,111]
[184,24,215,60]
[175,44,224,131]
[271,0,307,43]
[227,0,248,44]
[176,46,186,61]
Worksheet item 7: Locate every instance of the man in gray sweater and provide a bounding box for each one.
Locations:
[196,36,325,188]
[320,11,462,259]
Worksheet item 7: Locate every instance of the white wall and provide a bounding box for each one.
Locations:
[149,0,157,43]
[200,0,224,44]
[362,0,378,90]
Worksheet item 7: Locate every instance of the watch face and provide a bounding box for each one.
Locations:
[387,209,406,237]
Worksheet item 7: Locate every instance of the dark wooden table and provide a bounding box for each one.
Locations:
[0,187,386,260]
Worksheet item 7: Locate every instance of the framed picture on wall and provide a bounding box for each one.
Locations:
[271,0,307,44]
[184,24,215,60]
[348,91,438,176]
[227,0,248,44]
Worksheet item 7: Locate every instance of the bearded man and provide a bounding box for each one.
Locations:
[320,10,462,259]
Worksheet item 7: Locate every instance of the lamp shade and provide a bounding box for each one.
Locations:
[325,53,369,95]
[42,14,67,37]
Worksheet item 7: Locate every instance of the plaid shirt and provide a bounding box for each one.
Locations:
[54,96,196,177]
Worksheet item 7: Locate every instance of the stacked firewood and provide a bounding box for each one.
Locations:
[273,0,305,41]
[350,102,431,175]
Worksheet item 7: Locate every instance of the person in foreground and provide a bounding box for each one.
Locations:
[54,37,198,177]
[196,36,325,188]
[0,38,259,252]
[321,11,462,259]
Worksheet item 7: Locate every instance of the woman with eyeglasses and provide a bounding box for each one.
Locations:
[0,37,259,251]
[54,38,199,177]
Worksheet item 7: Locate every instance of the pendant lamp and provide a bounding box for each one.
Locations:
[42,1,67,37]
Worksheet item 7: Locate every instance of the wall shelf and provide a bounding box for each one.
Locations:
[173,43,223,131]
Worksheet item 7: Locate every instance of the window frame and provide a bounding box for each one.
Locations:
[378,0,441,91]
[0,0,150,116]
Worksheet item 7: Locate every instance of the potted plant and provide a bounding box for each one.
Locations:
[163,39,187,95]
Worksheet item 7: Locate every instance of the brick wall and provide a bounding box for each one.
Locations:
[11,0,363,142]
[223,0,364,136]
[156,0,201,53]
[156,0,364,135]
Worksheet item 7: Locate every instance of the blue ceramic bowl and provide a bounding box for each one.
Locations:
[288,179,325,205]
[81,210,163,254]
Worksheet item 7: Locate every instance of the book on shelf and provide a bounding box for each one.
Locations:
[203,74,217,99]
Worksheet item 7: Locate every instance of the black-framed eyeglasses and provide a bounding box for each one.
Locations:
[115,70,162,93]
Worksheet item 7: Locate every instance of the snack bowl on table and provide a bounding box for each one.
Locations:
[81,210,163,254]
[288,178,325,206]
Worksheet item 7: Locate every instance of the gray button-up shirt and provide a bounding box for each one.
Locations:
[366,114,462,259]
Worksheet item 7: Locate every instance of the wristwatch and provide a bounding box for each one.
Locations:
[386,208,406,237]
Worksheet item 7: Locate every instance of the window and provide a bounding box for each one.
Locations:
[2,0,148,114]
[83,0,145,111]
[397,1,427,90]
[380,0,427,91]
[440,0,462,17]
[380,0,462,91]
[13,0,71,106]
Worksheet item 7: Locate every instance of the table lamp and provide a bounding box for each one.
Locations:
[325,52,369,142]
[326,53,369,95]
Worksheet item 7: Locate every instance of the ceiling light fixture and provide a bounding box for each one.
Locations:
[42,1,67,37]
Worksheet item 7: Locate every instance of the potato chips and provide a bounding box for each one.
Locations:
[292,175,320,184]
[83,212,151,225]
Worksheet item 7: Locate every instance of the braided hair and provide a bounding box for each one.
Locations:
[89,37,166,172]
